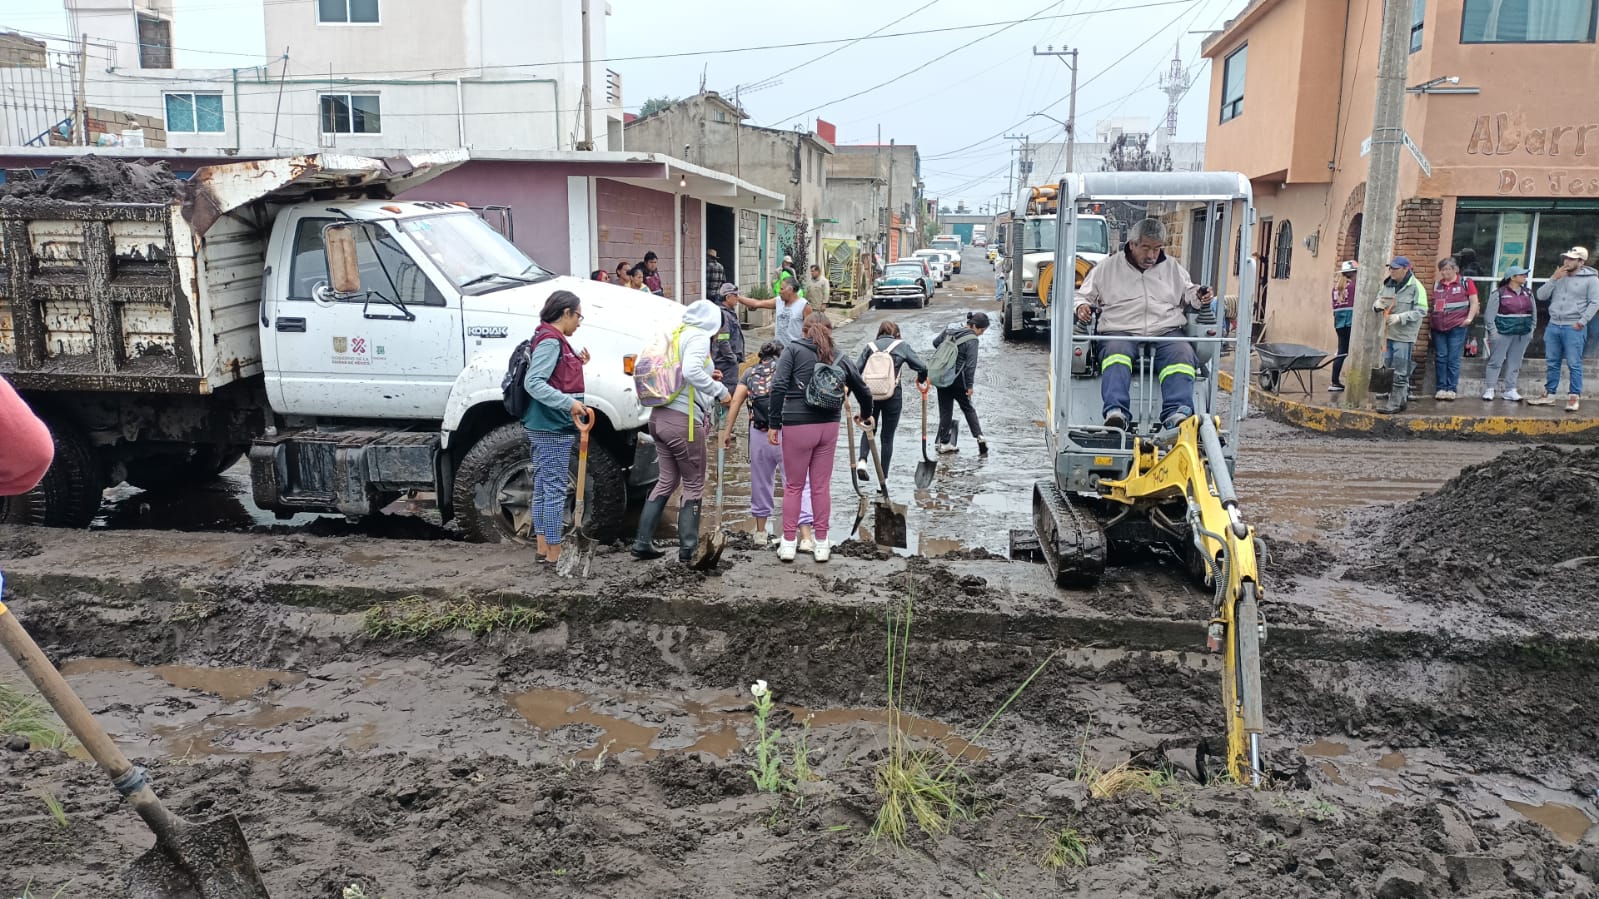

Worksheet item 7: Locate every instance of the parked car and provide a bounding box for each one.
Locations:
[931,237,963,272]
[974,238,987,248]
[912,250,948,284]
[904,255,939,289]
[931,249,960,277]
[872,261,931,308]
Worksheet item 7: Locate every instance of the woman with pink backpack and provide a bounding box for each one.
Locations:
[852,320,927,483]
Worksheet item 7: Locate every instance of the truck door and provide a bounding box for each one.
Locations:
[271,216,464,418]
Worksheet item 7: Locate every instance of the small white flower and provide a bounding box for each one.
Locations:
[750,679,769,698]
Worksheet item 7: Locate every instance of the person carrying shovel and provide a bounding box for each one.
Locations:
[522,291,591,565]
[1374,257,1429,415]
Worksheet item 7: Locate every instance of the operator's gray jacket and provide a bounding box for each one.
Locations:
[1374,273,1428,344]
[1534,266,1599,326]
[1074,246,1203,336]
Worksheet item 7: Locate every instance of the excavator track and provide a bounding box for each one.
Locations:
[1030,479,1107,588]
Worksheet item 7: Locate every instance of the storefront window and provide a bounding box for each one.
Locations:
[1452,203,1599,285]
[1531,213,1599,275]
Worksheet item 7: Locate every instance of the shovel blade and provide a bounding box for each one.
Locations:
[124,814,271,899]
[1369,367,1394,394]
[556,535,594,578]
[873,501,908,549]
[691,531,726,570]
[914,460,937,490]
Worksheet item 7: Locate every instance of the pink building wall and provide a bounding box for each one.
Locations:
[684,198,703,303]
[597,178,679,301]
[402,161,572,274]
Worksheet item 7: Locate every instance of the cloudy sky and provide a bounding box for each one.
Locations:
[7,0,1243,207]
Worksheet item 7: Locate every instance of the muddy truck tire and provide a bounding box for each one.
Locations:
[453,422,627,544]
[0,417,102,528]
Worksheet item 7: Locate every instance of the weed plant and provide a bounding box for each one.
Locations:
[0,681,70,750]
[362,597,545,639]
[38,791,67,829]
[747,680,791,793]
[1040,826,1091,870]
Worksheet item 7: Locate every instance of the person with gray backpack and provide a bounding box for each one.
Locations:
[767,312,875,562]
[853,320,927,482]
[929,311,989,455]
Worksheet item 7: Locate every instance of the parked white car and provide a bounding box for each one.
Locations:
[912,249,948,285]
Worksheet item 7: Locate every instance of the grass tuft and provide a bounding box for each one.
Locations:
[1080,759,1175,801]
[1040,826,1091,870]
[362,597,547,640]
[38,790,68,829]
[0,680,71,750]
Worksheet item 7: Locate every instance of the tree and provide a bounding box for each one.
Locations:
[1101,132,1172,173]
[639,96,677,117]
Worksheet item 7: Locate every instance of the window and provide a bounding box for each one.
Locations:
[1272,220,1293,279]
[288,218,445,307]
[318,0,379,23]
[1461,0,1597,43]
[1410,0,1425,52]
[137,15,171,68]
[320,93,382,134]
[1220,45,1246,122]
[165,93,224,133]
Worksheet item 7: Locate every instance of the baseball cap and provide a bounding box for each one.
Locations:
[719,283,740,297]
[1506,265,1530,277]
[1388,256,1412,269]
[1562,246,1589,262]
[1339,260,1358,274]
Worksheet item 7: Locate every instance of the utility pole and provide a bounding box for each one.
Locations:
[1344,0,1411,406]
[888,138,896,260]
[1033,46,1079,173]
[1005,133,1031,202]
[577,0,594,150]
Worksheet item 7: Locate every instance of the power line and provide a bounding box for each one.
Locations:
[740,0,943,90]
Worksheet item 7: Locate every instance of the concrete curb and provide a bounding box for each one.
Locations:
[1221,370,1599,442]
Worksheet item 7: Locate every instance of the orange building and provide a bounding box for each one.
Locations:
[1202,0,1599,353]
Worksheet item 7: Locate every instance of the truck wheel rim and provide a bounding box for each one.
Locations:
[494,464,534,539]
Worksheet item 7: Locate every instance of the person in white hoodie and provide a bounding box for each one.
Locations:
[632,300,732,562]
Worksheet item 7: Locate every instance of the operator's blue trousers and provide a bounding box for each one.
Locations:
[1100,330,1197,420]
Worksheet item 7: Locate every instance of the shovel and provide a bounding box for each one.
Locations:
[0,574,270,899]
[914,380,937,489]
[843,395,870,540]
[1369,311,1395,395]
[557,410,596,578]
[691,410,728,571]
[863,420,908,549]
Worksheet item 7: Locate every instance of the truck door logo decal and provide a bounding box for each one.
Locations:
[333,336,347,353]
[467,325,509,338]
[332,335,373,366]
[352,337,367,354]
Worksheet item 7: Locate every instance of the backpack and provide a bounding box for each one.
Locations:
[633,325,691,408]
[862,339,902,400]
[804,360,848,411]
[928,332,976,389]
[501,338,533,417]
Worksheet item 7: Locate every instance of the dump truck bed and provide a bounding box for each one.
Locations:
[0,151,466,394]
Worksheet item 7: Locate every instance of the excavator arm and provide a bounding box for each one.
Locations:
[1098,413,1266,785]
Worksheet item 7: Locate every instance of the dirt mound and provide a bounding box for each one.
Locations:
[0,155,181,204]
[1352,445,1599,614]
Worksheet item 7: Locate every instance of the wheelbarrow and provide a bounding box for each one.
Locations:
[1254,343,1336,395]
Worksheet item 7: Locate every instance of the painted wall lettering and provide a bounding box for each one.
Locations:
[1468,115,1599,158]
[1497,169,1599,195]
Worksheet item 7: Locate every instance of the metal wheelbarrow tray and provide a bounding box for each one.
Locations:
[1254,342,1334,395]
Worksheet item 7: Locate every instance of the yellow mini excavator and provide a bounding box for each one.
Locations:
[1011,172,1267,785]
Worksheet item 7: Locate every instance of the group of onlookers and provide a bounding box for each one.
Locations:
[591,251,665,296]
[1333,246,1598,414]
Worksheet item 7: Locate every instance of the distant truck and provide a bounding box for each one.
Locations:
[930,235,963,272]
[1002,185,1110,340]
[0,152,676,540]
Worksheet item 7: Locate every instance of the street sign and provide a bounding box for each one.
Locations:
[1402,132,1432,177]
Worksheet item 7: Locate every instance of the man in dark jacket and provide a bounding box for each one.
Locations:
[933,312,989,454]
[705,249,728,300]
[713,283,747,386]
[643,251,665,296]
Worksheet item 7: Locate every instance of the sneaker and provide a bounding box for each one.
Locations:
[1434,390,1447,400]
[1162,408,1192,430]
[1328,383,1345,393]
[1505,389,1523,402]
[1446,390,1458,400]
[798,535,816,554]
[935,443,959,455]
[1567,395,1581,413]
[812,539,831,562]
[1103,411,1129,431]
[977,438,989,455]
[777,539,797,562]
[1526,391,1557,406]
[854,460,870,481]
[1482,388,1494,401]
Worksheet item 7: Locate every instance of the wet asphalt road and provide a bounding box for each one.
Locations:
[91,245,1513,553]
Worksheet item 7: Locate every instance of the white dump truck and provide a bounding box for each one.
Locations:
[0,151,680,540]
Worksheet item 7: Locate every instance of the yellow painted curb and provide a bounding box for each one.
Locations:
[1219,370,1599,441]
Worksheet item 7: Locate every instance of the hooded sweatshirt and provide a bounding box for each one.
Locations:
[1073,245,1204,336]
[1534,266,1599,327]
[1375,272,1429,344]
[665,300,730,420]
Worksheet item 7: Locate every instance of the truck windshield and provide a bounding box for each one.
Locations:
[399,214,552,290]
[1023,218,1110,255]
[933,240,959,251]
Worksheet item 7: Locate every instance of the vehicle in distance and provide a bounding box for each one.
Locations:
[872,261,932,308]
[912,249,948,284]
[930,236,963,272]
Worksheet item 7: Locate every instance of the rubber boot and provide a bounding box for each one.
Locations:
[632,496,668,560]
[676,500,702,563]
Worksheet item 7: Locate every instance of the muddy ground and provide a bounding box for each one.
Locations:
[2,247,1597,898]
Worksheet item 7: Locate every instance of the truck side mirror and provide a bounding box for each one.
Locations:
[322,222,363,298]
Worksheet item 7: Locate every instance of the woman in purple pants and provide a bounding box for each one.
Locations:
[720,341,812,546]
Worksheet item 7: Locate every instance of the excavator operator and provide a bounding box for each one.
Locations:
[1073,217,1213,431]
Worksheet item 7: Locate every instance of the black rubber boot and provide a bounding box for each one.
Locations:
[676,500,702,563]
[632,497,667,560]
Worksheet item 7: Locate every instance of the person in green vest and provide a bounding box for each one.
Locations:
[772,255,805,301]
